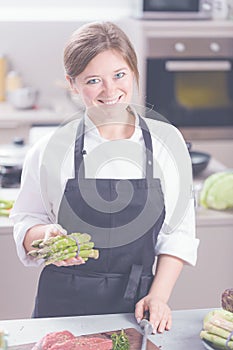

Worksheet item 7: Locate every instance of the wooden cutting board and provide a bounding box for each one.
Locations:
[9,327,160,350]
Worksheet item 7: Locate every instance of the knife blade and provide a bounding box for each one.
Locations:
[139,312,154,350]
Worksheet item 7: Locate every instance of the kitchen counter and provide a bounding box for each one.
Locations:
[0,309,212,349]
[0,102,63,125]
[0,189,18,235]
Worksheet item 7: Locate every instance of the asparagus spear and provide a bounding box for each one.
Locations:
[204,309,233,330]
[204,322,233,341]
[200,330,233,349]
[44,249,99,265]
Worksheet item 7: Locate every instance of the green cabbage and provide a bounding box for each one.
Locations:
[200,171,233,210]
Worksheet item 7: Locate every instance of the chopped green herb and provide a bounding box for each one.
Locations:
[111,329,130,350]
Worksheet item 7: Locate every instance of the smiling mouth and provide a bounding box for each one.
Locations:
[98,95,122,105]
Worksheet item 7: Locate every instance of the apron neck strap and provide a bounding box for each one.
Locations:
[138,116,154,180]
[74,116,154,179]
[74,118,85,179]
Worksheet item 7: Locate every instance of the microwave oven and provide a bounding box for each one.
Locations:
[133,0,213,20]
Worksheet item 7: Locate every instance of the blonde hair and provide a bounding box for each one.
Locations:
[64,21,139,87]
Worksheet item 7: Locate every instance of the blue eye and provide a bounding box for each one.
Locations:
[87,78,100,85]
[115,72,125,79]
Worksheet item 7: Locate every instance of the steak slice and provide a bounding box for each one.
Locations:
[49,336,113,350]
[32,330,75,350]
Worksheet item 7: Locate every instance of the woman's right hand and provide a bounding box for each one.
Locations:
[43,224,86,267]
[24,223,85,266]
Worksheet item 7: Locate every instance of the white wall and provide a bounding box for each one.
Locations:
[0,1,144,110]
[0,0,132,7]
[0,1,134,21]
[0,19,142,110]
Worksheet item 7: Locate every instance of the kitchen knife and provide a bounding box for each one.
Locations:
[139,312,154,350]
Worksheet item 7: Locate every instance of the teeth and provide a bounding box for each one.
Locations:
[101,97,120,105]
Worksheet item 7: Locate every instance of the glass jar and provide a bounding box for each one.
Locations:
[0,330,8,350]
[0,55,7,102]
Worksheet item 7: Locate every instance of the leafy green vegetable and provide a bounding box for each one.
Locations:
[200,171,233,210]
[111,329,130,350]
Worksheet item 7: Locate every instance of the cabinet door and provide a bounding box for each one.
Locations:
[192,140,233,168]
[169,224,233,310]
[0,123,30,144]
[0,232,42,320]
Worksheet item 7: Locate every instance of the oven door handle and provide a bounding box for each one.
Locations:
[165,60,231,71]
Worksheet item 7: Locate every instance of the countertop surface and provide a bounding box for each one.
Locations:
[0,308,212,349]
[0,102,73,125]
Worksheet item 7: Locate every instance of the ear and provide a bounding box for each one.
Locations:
[66,75,79,94]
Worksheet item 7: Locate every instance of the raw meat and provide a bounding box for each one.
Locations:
[31,331,112,350]
[32,330,75,350]
[50,336,112,349]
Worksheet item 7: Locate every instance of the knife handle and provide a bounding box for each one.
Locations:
[143,310,150,320]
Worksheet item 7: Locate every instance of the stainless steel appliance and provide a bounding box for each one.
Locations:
[134,0,213,20]
[146,36,233,136]
[0,138,29,188]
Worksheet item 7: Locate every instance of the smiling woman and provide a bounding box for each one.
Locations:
[11,21,198,333]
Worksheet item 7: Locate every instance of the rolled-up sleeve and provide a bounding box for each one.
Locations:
[150,121,199,266]
[155,198,199,266]
[10,141,52,266]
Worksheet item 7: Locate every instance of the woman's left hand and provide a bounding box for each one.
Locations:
[135,294,172,333]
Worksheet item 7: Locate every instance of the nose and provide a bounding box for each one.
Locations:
[102,79,116,97]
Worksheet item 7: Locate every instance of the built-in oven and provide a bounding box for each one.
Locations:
[146,36,233,138]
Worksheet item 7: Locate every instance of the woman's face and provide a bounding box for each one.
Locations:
[70,49,134,108]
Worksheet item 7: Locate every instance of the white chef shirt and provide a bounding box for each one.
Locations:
[10,112,199,267]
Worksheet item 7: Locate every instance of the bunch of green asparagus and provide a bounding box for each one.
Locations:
[28,232,99,265]
[200,309,233,349]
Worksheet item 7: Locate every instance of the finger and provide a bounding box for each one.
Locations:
[157,317,168,333]
[55,224,67,235]
[55,256,86,266]
[65,257,85,265]
[165,314,172,331]
[44,224,66,241]
[135,301,145,323]
[149,307,164,333]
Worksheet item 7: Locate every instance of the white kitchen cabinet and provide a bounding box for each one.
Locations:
[0,231,42,320]
[0,103,63,145]
[0,122,30,144]
[191,139,233,169]
[169,160,233,310]
[169,212,233,310]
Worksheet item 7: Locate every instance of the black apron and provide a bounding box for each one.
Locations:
[33,116,165,318]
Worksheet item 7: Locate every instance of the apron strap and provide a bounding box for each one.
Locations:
[74,119,85,179]
[123,264,143,301]
[138,116,154,181]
